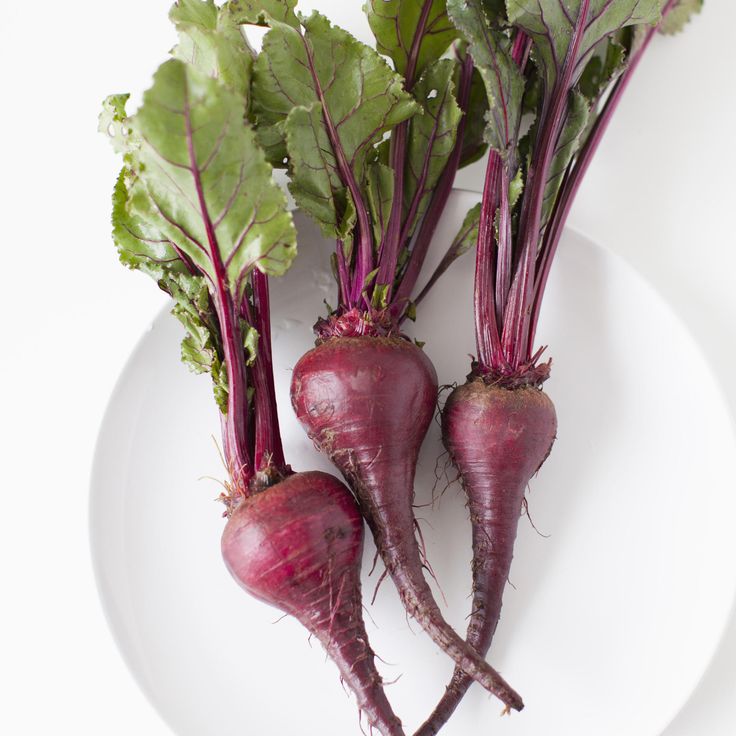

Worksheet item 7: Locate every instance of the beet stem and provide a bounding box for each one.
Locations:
[250,270,286,473]
[527,0,676,352]
[396,52,475,319]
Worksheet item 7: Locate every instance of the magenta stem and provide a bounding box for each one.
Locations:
[474,149,504,368]
[526,0,677,353]
[501,0,590,370]
[250,270,286,473]
[394,52,475,319]
[182,83,251,486]
[472,31,530,372]
[375,0,437,303]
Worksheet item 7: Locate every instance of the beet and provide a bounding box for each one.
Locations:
[416,379,556,735]
[222,470,405,736]
[291,336,523,711]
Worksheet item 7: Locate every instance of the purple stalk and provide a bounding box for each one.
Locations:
[474,148,504,368]
[526,0,677,354]
[393,52,475,318]
[335,240,351,307]
[397,81,455,250]
[250,270,286,473]
[501,0,591,369]
[410,189,477,308]
[183,83,250,486]
[494,164,513,325]
[471,30,530,371]
[376,0,436,301]
[411,33,529,329]
[493,32,529,325]
[376,122,408,296]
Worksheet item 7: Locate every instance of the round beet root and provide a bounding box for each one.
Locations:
[417,379,556,735]
[222,470,404,736]
[291,336,524,711]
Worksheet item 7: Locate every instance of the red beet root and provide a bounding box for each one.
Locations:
[416,379,556,735]
[290,336,523,711]
[222,470,405,736]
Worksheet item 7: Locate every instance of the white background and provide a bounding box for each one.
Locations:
[0,1,734,734]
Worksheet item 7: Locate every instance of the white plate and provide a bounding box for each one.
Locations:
[90,190,736,736]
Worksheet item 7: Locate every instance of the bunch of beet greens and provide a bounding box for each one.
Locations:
[101,0,701,734]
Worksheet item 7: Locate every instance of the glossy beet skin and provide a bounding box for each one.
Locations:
[222,471,404,736]
[291,336,523,711]
[417,380,557,735]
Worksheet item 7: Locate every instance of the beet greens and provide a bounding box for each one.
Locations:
[100,4,408,733]
[232,0,480,326]
[415,1,703,733]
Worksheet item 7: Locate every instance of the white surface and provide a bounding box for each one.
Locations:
[1,1,735,735]
[90,203,736,736]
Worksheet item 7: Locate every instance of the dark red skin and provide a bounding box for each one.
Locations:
[416,379,557,736]
[221,470,405,736]
[290,337,524,711]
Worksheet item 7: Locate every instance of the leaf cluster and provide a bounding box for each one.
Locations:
[101,0,296,411]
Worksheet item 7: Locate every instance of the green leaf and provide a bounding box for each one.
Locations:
[448,0,525,159]
[540,90,589,227]
[576,36,626,149]
[660,0,703,35]
[130,59,296,302]
[99,94,137,155]
[403,58,462,236]
[240,320,260,365]
[366,161,395,246]
[578,37,627,102]
[459,66,489,167]
[284,103,355,239]
[169,275,219,372]
[363,267,380,288]
[506,0,663,99]
[364,0,457,81]
[484,0,508,17]
[178,307,223,378]
[255,120,289,167]
[107,96,228,398]
[253,11,419,238]
[371,282,390,308]
[509,165,524,210]
[169,274,227,405]
[112,167,189,277]
[170,0,254,99]
[227,0,299,27]
[449,201,481,260]
[113,166,231,408]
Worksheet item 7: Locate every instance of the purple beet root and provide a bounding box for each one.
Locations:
[290,336,524,711]
[222,470,405,736]
[417,379,556,735]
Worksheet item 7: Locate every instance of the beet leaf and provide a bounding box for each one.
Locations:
[399,59,463,245]
[251,9,418,291]
[230,0,481,331]
[365,0,458,81]
[170,0,254,98]
[102,52,296,493]
[417,0,705,382]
